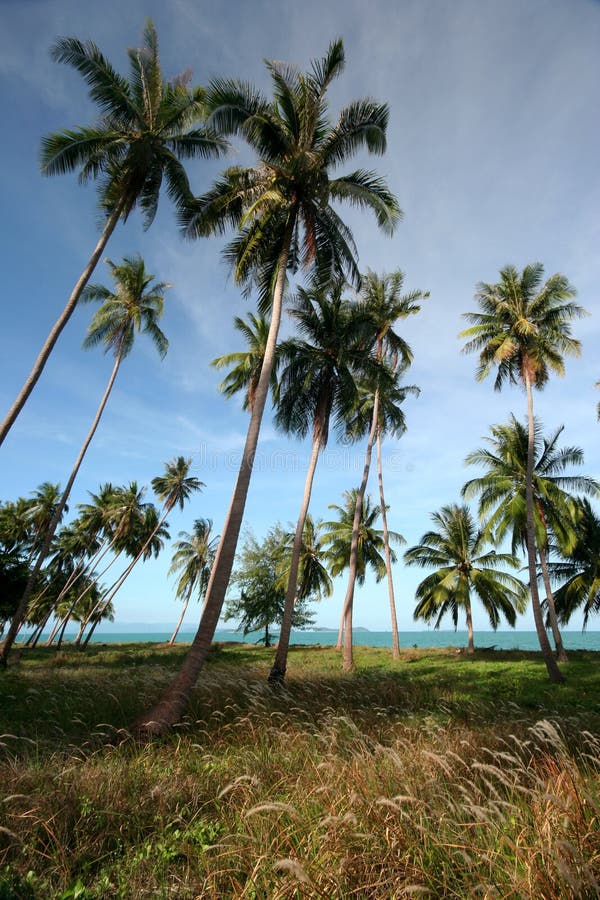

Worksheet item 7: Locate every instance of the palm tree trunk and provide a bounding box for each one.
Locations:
[539,545,568,662]
[524,374,564,683]
[136,217,295,736]
[169,594,191,645]
[341,389,380,672]
[0,197,125,446]
[377,427,401,660]
[335,610,344,652]
[0,350,123,666]
[56,612,74,650]
[44,615,63,647]
[269,434,322,682]
[465,600,475,653]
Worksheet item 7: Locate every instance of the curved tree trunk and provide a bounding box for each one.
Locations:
[136,218,294,736]
[269,434,322,682]
[377,427,401,660]
[0,350,123,666]
[0,198,125,447]
[524,374,564,683]
[169,594,191,645]
[539,545,568,662]
[341,389,380,672]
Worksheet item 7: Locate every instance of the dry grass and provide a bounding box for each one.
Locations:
[1,644,599,897]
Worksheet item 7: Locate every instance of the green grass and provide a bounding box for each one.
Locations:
[1,643,600,897]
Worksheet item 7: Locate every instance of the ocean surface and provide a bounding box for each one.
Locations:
[53,629,600,652]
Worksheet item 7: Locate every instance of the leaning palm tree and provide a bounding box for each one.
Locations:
[139,39,401,734]
[460,263,586,683]
[0,257,169,665]
[168,519,219,644]
[268,280,372,682]
[548,498,600,628]
[405,504,525,653]
[339,270,424,671]
[84,457,204,630]
[463,416,598,661]
[0,20,224,446]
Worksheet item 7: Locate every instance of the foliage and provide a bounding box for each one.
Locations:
[548,498,600,627]
[405,504,526,646]
[225,526,316,644]
[322,489,403,584]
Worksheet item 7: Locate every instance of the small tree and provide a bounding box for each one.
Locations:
[225,526,315,646]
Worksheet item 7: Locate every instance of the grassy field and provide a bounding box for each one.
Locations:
[1,642,599,897]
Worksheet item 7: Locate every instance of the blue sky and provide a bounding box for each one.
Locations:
[1,0,598,632]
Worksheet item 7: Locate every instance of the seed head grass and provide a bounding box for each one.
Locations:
[1,643,599,897]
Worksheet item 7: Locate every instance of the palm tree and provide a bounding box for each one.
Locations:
[139,39,401,734]
[0,257,169,665]
[269,280,371,682]
[339,270,424,671]
[548,499,600,628]
[211,313,277,412]
[460,263,586,682]
[0,20,224,446]
[281,514,333,608]
[323,488,404,649]
[346,365,419,659]
[168,519,219,644]
[404,504,525,653]
[463,416,598,662]
[80,458,203,639]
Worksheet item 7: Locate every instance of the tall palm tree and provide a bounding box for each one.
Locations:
[346,365,419,659]
[460,263,586,683]
[168,519,219,644]
[548,498,600,628]
[339,270,424,671]
[0,257,169,665]
[0,20,224,446]
[405,504,525,653]
[139,39,401,734]
[211,313,277,412]
[462,416,598,661]
[269,280,371,682]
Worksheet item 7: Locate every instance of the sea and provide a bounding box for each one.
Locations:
[48,628,600,652]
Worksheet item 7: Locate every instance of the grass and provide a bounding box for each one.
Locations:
[1,642,600,897]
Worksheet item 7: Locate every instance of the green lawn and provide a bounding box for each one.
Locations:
[1,643,599,897]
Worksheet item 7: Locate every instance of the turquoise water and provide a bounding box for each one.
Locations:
[64,629,600,651]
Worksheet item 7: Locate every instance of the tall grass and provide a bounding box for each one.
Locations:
[1,645,599,897]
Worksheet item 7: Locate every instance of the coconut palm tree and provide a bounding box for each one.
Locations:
[211,313,277,412]
[76,503,170,650]
[323,489,403,649]
[280,515,333,609]
[405,504,525,653]
[339,270,424,671]
[0,257,169,665]
[139,39,401,734]
[463,416,598,661]
[460,263,586,683]
[168,519,219,644]
[268,280,372,682]
[78,458,203,642]
[346,364,419,659]
[548,498,600,628]
[0,20,224,446]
